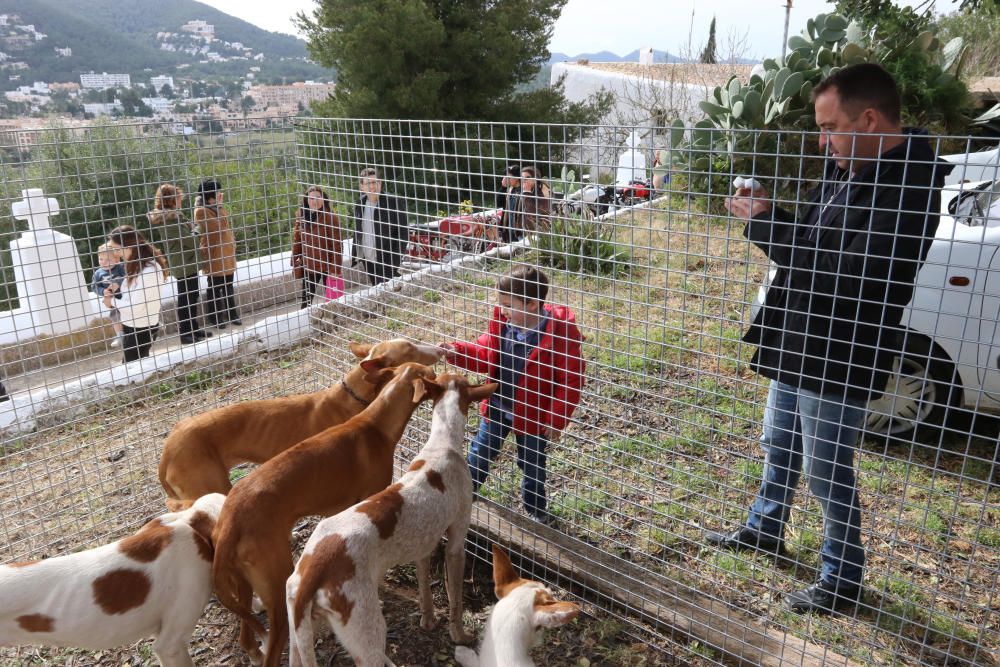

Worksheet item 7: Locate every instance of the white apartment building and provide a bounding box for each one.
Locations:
[80,72,131,89]
[141,97,172,114]
[181,20,214,38]
[150,75,174,93]
[249,83,336,110]
[83,102,123,116]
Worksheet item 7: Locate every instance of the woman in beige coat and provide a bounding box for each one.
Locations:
[194,179,241,329]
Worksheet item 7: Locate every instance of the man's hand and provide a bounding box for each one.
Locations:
[725,182,772,220]
[544,426,561,443]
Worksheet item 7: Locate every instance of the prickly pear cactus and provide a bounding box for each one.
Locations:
[660,11,967,198]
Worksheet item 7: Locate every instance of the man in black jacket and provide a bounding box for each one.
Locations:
[707,63,950,614]
[353,167,409,285]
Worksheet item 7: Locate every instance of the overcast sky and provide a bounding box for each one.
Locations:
[198,0,928,61]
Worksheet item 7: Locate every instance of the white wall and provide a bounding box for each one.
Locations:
[551,62,712,125]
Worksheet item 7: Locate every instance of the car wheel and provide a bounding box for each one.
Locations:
[865,335,959,441]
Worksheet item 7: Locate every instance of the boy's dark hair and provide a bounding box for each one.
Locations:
[812,63,901,125]
[497,265,549,304]
[197,179,221,201]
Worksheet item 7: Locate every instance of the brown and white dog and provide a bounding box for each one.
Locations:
[455,546,581,667]
[211,362,438,667]
[158,339,445,510]
[0,493,225,667]
[285,374,497,667]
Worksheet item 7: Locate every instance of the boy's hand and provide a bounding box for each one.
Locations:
[437,342,455,359]
[544,427,561,443]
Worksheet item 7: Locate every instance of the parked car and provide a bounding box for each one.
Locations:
[941,145,1000,186]
[751,178,1000,439]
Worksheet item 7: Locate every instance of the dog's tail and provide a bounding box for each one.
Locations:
[211,524,266,638]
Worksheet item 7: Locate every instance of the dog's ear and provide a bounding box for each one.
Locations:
[418,376,446,403]
[465,382,498,405]
[359,355,389,374]
[532,595,581,628]
[491,545,521,599]
[362,364,395,384]
[350,341,374,359]
[186,510,217,563]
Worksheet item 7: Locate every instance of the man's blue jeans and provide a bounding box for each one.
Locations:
[745,381,867,586]
[468,404,548,516]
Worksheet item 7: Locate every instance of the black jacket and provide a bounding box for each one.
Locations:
[352,191,409,278]
[743,129,951,401]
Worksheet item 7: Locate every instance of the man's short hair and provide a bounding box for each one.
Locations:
[812,63,901,125]
[359,167,379,181]
[497,265,549,304]
[505,164,520,177]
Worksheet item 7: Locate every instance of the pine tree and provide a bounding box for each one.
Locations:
[700,16,718,64]
[295,0,606,123]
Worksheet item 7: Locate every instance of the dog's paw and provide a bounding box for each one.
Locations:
[454,645,478,667]
[449,624,475,645]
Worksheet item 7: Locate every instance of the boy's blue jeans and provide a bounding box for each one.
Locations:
[468,404,548,516]
[746,381,867,587]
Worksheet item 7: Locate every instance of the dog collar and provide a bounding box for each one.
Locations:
[340,379,371,406]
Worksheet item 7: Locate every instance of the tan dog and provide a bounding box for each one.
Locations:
[285,374,497,667]
[455,546,581,667]
[212,362,438,667]
[0,494,226,667]
[158,339,444,510]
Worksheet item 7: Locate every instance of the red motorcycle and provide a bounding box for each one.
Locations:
[614,178,653,207]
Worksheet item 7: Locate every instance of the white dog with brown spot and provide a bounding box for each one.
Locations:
[285,374,496,667]
[0,493,225,667]
[455,546,581,667]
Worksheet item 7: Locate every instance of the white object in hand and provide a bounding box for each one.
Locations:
[733,177,762,192]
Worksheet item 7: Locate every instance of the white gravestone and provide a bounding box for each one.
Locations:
[615,130,647,187]
[3,189,95,342]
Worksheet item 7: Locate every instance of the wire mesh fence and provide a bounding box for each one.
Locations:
[1,116,998,666]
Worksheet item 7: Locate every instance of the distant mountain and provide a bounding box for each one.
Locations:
[548,49,757,65]
[0,0,332,91]
[548,49,687,64]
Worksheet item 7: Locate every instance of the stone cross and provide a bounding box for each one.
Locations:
[12,188,59,232]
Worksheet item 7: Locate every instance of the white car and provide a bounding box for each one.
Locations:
[753,178,1000,438]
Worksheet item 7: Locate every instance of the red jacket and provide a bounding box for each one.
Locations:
[448,304,584,435]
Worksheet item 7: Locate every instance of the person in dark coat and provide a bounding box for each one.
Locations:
[706,63,951,614]
[517,165,552,235]
[148,183,212,345]
[352,167,409,285]
[292,186,342,308]
[495,164,522,243]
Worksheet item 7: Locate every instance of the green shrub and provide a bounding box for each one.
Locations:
[533,216,631,277]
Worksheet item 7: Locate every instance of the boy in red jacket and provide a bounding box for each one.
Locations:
[441,265,584,523]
